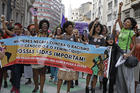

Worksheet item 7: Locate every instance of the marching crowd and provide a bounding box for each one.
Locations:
[0,2,140,93]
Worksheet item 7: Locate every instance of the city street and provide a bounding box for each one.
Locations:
[0,0,140,93]
[1,73,140,93]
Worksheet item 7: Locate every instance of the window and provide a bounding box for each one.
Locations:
[108,26,111,33]
[125,0,130,4]
[134,8,140,19]
[16,13,19,22]
[125,11,130,18]
[113,11,117,19]
[98,7,101,16]
[114,0,118,7]
[2,3,5,15]
[107,13,112,22]
[21,16,23,25]
[108,1,112,10]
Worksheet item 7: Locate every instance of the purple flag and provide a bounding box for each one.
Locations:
[61,14,65,28]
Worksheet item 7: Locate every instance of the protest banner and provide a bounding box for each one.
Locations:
[0,36,107,74]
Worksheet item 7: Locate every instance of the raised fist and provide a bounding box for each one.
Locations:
[1,15,5,22]
[119,2,123,7]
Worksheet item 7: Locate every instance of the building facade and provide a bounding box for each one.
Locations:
[122,0,140,28]
[70,2,92,23]
[91,0,105,23]
[71,8,83,21]
[0,0,35,27]
[92,0,120,33]
[91,0,140,33]
[33,0,63,31]
[24,0,36,27]
[106,0,120,33]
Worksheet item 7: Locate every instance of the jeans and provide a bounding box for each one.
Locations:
[50,67,58,82]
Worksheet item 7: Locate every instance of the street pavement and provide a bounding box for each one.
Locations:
[0,73,140,93]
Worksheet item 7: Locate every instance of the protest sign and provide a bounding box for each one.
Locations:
[0,36,107,74]
[74,22,88,34]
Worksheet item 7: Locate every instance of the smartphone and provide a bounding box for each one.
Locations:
[30,8,38,16]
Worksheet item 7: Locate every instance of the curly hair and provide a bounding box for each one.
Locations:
[103,25,108,34]
[124,17,137,30]
[88,21,103,35]
[55,26,63,35]
[27,24,35,31]
[39,19,50,29]
[62,21,73,33]
[14,23,22,29]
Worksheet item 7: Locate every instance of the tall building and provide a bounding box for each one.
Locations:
[0,0,35,27]
[70,2,92,23]
[33,0,63,31]
[24,0,36,27]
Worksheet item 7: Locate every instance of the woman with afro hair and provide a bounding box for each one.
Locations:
[113,2,137,93]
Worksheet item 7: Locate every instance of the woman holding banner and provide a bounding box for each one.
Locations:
[49,27,63,84]
[57,21,78,93]
[1,15,25,93]
[30,8,50,93]
[85,18,105,93]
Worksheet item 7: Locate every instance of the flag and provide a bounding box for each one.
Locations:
[61,14,65,28]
